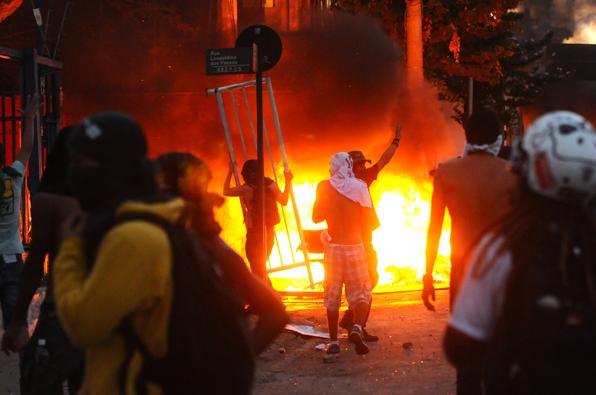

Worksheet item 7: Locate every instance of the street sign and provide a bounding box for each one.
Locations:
[235,25,282,72]
[206,47,253,75]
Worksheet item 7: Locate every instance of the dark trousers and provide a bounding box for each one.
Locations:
[20,302,84,395]
[245,228,274,281]
[0,253,22,329]
[457,366,483,395]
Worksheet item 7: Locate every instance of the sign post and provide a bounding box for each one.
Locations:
[207,25,282,283]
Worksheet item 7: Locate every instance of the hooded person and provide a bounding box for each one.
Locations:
[312,152,378,356]
[52,112,185,395]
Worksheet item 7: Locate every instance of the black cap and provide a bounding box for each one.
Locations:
[348,150,371,164]
[69,112,147,169]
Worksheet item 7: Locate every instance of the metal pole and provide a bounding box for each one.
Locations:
[254,40,267,282]
[266,77,314,288]
[241,86,286,269]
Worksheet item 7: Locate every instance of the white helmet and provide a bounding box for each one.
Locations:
[513,111,596,204]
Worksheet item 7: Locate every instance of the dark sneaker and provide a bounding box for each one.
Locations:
[327,343,340,354]
[349,326,369,355]
[339,309,354,332]
[363,328,379,342]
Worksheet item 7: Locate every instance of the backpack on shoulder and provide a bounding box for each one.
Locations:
[115,212,255,395]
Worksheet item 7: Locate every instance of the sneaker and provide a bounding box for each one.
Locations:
[327,342,340,354]
[363,328,379,342]
[349,326,369,355]
[339,310,354,332]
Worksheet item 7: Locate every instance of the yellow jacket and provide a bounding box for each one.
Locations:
[54,199,184,395]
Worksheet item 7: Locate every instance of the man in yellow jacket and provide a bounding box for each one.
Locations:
[53,113,287,395]
[53,112,178,395]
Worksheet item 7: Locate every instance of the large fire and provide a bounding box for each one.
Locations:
[215,169,452,293]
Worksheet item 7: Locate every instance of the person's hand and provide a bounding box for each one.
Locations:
[61,212,86,240]
[284,170,293,183]
[422,273,436,311]
[1,321,29,355]
[18,94,41,121]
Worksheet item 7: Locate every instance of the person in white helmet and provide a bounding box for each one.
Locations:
[444,111,596,395]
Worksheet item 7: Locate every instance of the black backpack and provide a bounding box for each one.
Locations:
[115,212,255,395]
[485,227,596,394]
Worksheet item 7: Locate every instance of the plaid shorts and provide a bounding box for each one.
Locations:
[324,243,372,311]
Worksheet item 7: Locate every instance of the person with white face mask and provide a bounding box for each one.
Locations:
[313,152,378,356]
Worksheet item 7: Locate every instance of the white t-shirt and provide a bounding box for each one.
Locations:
[448,235,513,341]
[0,161,25,254]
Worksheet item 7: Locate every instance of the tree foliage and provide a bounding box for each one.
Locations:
[338,0,566,131]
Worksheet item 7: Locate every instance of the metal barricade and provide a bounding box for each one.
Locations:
[207,77,315,288]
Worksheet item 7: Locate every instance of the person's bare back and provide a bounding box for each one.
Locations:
[312,180,368,245]
[435,154,517,262]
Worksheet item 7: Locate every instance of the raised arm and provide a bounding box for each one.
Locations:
[272,170,293,206]
[15,95,40,166]
[374,124,402,171]
[422,173,446,311]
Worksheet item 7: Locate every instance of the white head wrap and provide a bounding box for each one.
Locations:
[464,134,504,156]
[329,152,372,208]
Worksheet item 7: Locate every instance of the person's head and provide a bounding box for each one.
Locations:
[348,150,371,176]
[241,159,259,185]
[464,109,503,145]
[68,112,157,212]
[156,152,211,199]
[329,152,354,178]
[38,126,76,195]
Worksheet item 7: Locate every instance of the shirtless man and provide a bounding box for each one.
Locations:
[313,152,378,355]
[422,109,518,394]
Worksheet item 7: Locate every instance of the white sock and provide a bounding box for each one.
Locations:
[353,324,363,331]
[330,340,340,345]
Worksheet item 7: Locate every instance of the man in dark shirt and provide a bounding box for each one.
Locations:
[339,124,402,341]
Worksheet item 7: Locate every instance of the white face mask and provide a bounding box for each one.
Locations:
[464,134,504,157]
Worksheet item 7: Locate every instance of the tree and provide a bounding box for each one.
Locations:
[338,0,565,132]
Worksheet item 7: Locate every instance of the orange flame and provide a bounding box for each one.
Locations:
[215,170,452,292]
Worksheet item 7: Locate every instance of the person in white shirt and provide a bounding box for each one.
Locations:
[0,95,39,329]
[445,111,596,395]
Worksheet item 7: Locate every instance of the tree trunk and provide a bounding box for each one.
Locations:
[405,0,424,89]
